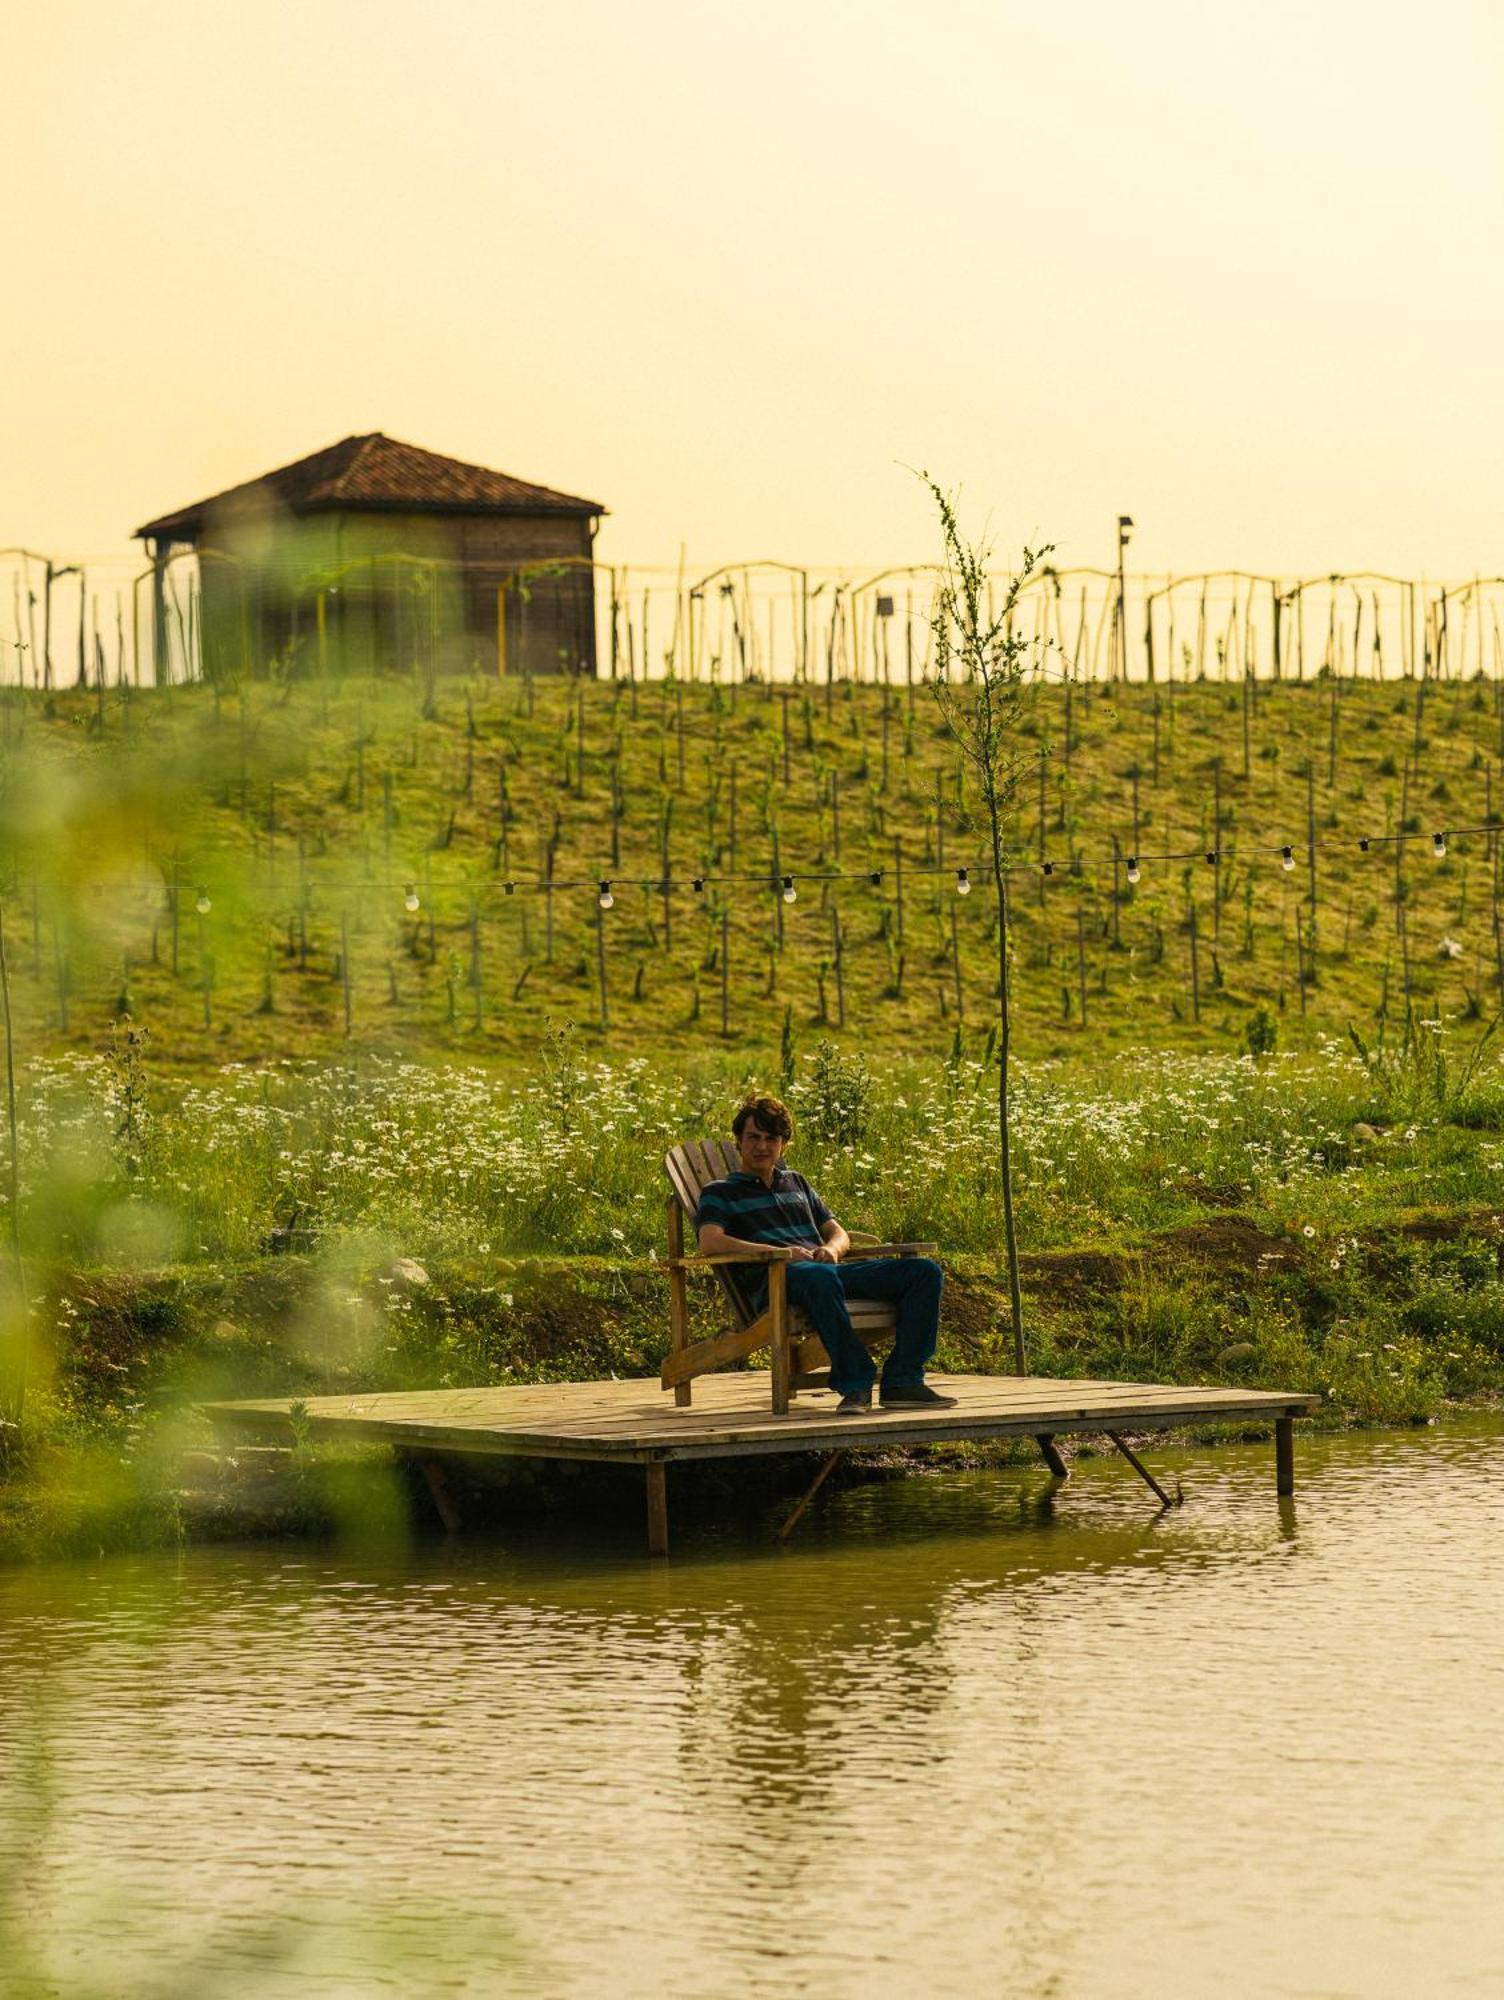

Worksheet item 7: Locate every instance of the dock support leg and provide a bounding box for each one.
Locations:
[645,1461,669,1556]
[416,1456,461,1534]
[778,1449,844,1542]
[1275,1418,1295,1497]
[1035,1433,1069,1480]
[1106,1431,1180,1510]
[769,1260,791,1415]
[666,1197,693,1407]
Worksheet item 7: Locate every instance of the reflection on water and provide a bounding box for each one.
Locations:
[3,1422,1504,1998]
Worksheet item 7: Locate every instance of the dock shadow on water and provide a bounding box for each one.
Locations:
[2,1419,1503,1998]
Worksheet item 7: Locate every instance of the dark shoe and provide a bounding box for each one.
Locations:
[880,1383,959,1409]
[834,1390,873,1416]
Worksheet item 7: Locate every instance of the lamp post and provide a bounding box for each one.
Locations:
[1116,516,1134,680]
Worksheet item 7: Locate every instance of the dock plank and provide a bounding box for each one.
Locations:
[202,1372,1318,1464]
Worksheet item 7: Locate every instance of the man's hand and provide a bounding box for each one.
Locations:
[790,1243,840,1264]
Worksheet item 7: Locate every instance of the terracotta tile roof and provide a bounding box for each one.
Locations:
[135,433,605,541]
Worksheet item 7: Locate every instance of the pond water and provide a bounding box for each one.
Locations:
[2,1420,1503,1999]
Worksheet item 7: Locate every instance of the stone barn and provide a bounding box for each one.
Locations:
[134,433,606,681]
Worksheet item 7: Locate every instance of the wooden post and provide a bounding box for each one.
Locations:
[645,1461,669,1556]
[719,904,730,1036]
[1106,1431,1178,1509]
[1075,904,1088,1029]
[416,1457,461,1534]
[667,1198,692,1407]
[595,897,610,1030]
[778,1449,844,1540]
[1035,1435,1069,1479]
[1275,1417,1295,1496]
[1188,898,1200,1021]
[769,1258,791,1415]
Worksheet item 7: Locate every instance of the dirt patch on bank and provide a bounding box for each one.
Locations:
[1389,1207,1504,1244]
[1156,1214,1303,1274]
[1015,1214,1305,1299]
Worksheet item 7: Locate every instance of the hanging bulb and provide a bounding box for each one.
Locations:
[781,875,797,904]
[598,880,614,910]
[956,867,972,896]
[869,869,883,886]
[1432,831,1447,859]
[1041,860,1054,878]
[1126,856,1141,885]
[194,888,211,915]
[1358,838,1370,854]
[692,877,705,894]
[504,882,515,896]
[1206,850,1219,867]
[403,884,420,914]
[1281,845,1296,872]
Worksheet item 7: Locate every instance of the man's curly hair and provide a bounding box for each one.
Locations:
[732,1093,794,1143]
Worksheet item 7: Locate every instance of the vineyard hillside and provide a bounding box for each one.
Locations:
[0,667,1499,1074]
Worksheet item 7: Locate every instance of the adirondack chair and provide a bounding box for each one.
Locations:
[660,1139,939,1415]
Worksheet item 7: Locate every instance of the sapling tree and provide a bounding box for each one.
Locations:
[925,476,1050,1374]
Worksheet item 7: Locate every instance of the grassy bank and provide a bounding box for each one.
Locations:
[5,1030,1504,1560]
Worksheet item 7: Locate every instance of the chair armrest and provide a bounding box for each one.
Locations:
[841,1241,939,1258]
[667,1247,795,1269]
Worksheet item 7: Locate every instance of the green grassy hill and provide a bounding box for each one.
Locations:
[1,664,1499,1072]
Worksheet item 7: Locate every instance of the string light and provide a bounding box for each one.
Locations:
[194,889,211,915]
[955,867,972,896]
[267,821,1494,910]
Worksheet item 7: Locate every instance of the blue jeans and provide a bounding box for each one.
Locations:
[780,1257,945,1397]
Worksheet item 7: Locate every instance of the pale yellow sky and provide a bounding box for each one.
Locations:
[5,0,1502,582]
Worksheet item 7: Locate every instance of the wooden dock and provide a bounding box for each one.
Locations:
[202,1372,1319,1554]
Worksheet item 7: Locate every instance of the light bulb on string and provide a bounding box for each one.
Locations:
[504,882,515,896]
[403,885,420,914]
[194,889,211,916]
[1281,846,1295,872]
[869,870,883,887]
[1041,860,1054,878]
[1126,856,1140,885]
[1358,838,1370,854]
[1432,832,1447,859]
[1206,850,1219,867]
[598,881,614,910]
[955,867,972,896]
[692,877,705,894]
[781,875,797,905]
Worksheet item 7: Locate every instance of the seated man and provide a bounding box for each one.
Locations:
[694,1091,957,1416]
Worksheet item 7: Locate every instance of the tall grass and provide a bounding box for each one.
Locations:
[7,1027,1504,1269]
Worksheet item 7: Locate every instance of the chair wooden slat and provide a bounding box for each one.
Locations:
[663,1146,700,1218]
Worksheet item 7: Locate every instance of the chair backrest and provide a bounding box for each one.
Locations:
[664,1139,755,1328]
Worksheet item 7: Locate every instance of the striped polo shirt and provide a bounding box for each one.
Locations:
[695,1165,833,1312]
